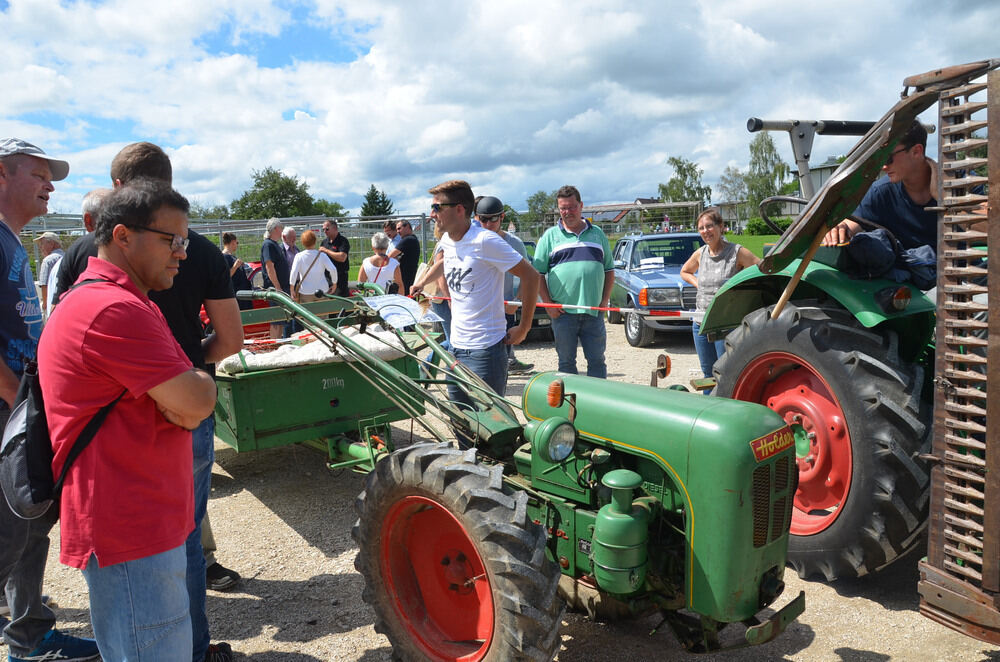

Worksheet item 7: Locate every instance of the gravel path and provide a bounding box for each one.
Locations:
[24,321,1000,661]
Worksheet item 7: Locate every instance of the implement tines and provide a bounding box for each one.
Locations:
[920,64,1000,644]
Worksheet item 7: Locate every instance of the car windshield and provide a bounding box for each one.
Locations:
[631,237,702,269]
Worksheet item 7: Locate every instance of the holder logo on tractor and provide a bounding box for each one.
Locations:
[698,59,998,587]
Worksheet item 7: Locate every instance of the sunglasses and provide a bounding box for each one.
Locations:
[431,202,460,212]
[127,225,189,251]
[885,145,910,165]
[477,214,502,223]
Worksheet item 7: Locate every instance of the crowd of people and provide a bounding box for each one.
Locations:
[0,118,945,660]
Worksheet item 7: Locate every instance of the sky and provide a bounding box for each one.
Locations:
[2,0,997,217]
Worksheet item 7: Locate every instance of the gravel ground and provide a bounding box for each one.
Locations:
[21,320,1000,661]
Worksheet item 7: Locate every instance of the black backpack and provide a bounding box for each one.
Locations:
[0,278,125,520]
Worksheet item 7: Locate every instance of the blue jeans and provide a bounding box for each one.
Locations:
[186,416,214,661]
[692,320,726,388]
[551,312,607,378]
[446,339,509,408]
[82,546,191,661]
[0,404,56,657]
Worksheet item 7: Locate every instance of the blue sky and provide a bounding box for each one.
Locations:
[1,0,997,217]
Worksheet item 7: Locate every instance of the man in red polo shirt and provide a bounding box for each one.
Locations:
[38,179,217,660]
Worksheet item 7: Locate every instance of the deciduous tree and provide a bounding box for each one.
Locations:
[230,167,315,219]
[657,156,711,206]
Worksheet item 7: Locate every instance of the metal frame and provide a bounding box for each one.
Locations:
[918,65,1000,644]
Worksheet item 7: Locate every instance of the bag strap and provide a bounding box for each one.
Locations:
[52,388,127,495]
[47,277,127,496]
[294,251,323,296]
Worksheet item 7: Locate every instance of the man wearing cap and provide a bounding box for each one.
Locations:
[0,138,100,662]
[33,231,63,318]
[475,196,533,375]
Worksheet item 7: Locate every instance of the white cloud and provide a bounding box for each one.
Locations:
[0,0,995,215]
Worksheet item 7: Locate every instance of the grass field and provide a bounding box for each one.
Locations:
[731,233,780,258]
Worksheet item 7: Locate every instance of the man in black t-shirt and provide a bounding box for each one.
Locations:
[260,218,290,339]
[51,188,111,304]
[319,219,350,297]
[388,219,420,295]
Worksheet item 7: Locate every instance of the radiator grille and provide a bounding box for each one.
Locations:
[752,464,771,548]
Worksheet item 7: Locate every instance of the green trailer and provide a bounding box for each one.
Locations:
[212,295,424,465]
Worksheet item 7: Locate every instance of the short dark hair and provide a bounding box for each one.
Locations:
[221,231,238,245]
[900,120,928,150]
[110,142,172,185]
[397,220,411,229]
[95,178,189,246]
[383,220,395,230]
[696,207,724,229]
[556,185,581,203]
[324,219,338,229]
[428,180,474,219]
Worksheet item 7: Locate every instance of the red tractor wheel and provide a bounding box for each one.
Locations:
[713,302,931,581]
[353,443,563,661]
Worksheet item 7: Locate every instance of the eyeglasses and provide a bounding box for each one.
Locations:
[885,145,910,165]
[128,225,189,251]
[431,202,460,212]
[477,214,502,224]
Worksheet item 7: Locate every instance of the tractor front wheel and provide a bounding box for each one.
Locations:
[713,302,931,581]
[353,443,563,661]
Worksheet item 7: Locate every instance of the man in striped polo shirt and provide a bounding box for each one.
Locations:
[533,185,614,378]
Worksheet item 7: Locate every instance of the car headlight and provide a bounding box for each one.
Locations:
[647,288,681,306]
[527,417,577,462]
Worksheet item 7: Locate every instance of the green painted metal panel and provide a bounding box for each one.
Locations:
[522,373,795,622]
[214,354,420,452]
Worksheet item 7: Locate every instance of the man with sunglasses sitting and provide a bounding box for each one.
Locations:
[823,120,937,249]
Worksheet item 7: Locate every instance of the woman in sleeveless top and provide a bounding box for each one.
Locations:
[358,231,404,293]
[680,208,761,388]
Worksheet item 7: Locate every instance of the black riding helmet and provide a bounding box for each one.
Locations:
[475,196,504,216]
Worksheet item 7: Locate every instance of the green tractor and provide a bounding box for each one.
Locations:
[225,289,804,660]
[699,59,997,581]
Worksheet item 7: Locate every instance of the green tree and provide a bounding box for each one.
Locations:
[229,167,316,219]
[746,133,790,217]
[360,185,394,217]
[524,190,557,224]
[313,199,348,217]
[189,202,230,219]
[717,165,748,203]
[657,156,711,206]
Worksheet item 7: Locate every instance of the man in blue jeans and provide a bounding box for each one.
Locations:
[410,180,539,408]
[533,185,615,378]
[0,139,101,662]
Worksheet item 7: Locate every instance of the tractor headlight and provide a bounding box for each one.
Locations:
[529,417,577,462]
[646,288,681,306]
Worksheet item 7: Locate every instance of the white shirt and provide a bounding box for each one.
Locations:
[361,256,400,290]
[439,224,523,349]
[288,249,337,296]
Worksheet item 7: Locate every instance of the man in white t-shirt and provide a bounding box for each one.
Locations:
[411,180,539,405]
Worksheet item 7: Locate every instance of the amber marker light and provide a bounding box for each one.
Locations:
[638,288,648,306]
[547,379,565,407]
[891,286,911,311]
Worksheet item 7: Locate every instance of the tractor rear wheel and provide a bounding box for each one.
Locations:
[353,443,563,661]
[713,302,931,581]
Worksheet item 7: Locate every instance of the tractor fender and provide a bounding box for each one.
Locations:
[701,261,935,338]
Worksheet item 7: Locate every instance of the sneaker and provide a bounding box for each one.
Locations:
[204,642,234,662]
[0,595,56,618]
[507,359,534,374]
[206,562,241,592]
[9,628,100,662]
